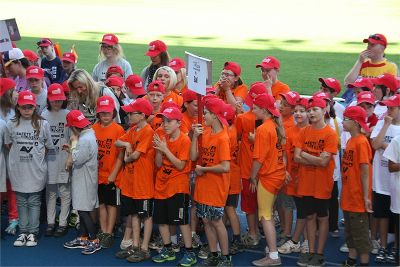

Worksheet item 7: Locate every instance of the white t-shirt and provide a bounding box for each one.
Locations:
[333,102,345,120]
[329,117,343,181]
[92,58,133,82]
[374,104,387,121]
[370,120,400,195]
[383,135,400,214]
[0,119,7,192]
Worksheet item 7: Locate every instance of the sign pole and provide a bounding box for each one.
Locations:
[197,93,203,164]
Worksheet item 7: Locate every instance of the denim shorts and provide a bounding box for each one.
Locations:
[196,203,224,221]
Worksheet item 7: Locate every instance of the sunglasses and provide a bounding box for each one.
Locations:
[36,40,51,46]
[369,34,382,41]
[101,44,114,50]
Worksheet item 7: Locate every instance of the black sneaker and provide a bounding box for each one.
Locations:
[307,254,325,267]
[100,233,114,248]
[386,247,397,264]
[53,226,68,237]
[45,224,55,237]
[200,253,220,266]
[64,237,89,249]
[375,248,388,263]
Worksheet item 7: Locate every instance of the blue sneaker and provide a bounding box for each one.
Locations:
[178,251,197,266]
[82,239,101,255]
[152,247,176,263]
[64,237,89,249]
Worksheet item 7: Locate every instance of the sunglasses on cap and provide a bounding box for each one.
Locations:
[369,34,382,41]
[36,40,51,46]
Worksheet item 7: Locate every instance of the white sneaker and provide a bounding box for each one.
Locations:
[13,233,27,247]
[371,239,381,255]
[120,239,133,250]
[300,240,309,254]
[26,233,38,247]
[278,239,300,254]
[339,242,349,253]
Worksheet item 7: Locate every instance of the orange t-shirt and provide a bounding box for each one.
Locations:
[340,134,372,212]
[294,125,338,199]
[194,129,231,207]
[272,81,290,101]
[228,124,241,194]
[118,124,155,199]
[181,111,197,135]
[253,119,285,194]
[154,131,191,199]
[175,85,188,95]
[214,82,248,103]
[149,115,163,131]
[236,111,256,179]
[92,121,125,185]
[283,125,303,196]
[163,91,183,107]
[283,115,296,131]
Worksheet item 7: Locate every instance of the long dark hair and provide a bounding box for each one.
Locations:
[12,105,44,137]
[46,99,68,111]
[0,89,14,117]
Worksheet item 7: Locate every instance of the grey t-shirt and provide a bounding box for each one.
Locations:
[41,109,71,184]
[92,58,133,82]
[5,119,53,193]
[0,119,7,192]
[71,128,99,211]
[31,88,48,115]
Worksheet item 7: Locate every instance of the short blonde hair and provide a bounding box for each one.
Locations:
[153,66,177,92]
[68,69,100,109]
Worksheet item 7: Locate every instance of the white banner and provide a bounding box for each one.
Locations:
[0,20,12,53]
[185,52,212,96]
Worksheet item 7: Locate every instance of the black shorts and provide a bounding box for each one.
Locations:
[98,183,120,206]
[293,196,306,219]
[372,192,391,218]
[153,193,190,225]
[302,196,329,217]
[225,194,239,207]
[121,195,153,219]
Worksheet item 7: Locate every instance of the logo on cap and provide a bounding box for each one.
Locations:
[30,68,39,74]
[149,45,155,51]
[100,99,109,106]
[164,108,173,113]
[104,35,112,40]
[288,92,297,97]
[77,114,85,121]
[24,95,33,100]
[52,89,61,95]
[327,78,336,82]
[355,78,363,83]
[263,58,271,63]
[135,82,142,87]
[170,61,177,66]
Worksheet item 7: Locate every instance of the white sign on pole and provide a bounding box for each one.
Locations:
[0,20,12,53]
[185,52,212,96]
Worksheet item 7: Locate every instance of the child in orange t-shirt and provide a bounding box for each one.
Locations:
[151,107,196,266]
[92,96,125,248]
[249,94,286,266]
[278,98,310,255]
[190,97,232,266]
[294,97,338,266]
[224,104,243,255]
[341,106,373,266]
[181,90,198,135]
[146,80,165,131]
[115,98,155,263]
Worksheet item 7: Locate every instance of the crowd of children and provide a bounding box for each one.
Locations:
[0,33,399,267]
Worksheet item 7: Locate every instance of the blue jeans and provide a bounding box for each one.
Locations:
[15,191,41,234]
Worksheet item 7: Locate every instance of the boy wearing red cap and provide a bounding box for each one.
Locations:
[256,56,290,104]
[145,81,166,131]
[371,73,399,120]
[181,90,198,134]
[319,77,345,120]
[60,52,77,82]
[151,107,196,266]
[250,94,286,266]
[141,40,170,89]
[341,106,373,267]
[214,62,248,113]
[92,96,125,248]
[294,97,338,266]
[190,98,232,266]
[370,94,400,263]
[37,38,65,84]
[63,110,101,254]
[115,98,155,263]
[124,74,146,103]
[26,66,48,114]
[92,33,133,82]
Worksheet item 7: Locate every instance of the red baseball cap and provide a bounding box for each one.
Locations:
[371,73,399,92]
[253,93,280,117]
[145,40,167,57]
[347,77,374,91]
[156,106,182,120]
[296,97,309,108]
[96,95,115,113]
[26,66,44,80]
[204,97,228,126]
[224,62,241,76]
[121,98,153,116]
[256,56,280,70]
[61,80,70,94]
[106,76,124,88]
[279,91,300,106]
[379,95,400,107]
[0,78,16,97]
[17,91,36,106]
[343,106,370,132]
[47,83,67,101]
[160,101,179,112]
[62,52,76,63]
[319,77,342,94]
[244,82,267,108]
[148,80,166,94]
[357,91,375,105]
[363,33,387,48]
[101,34,119,46]
[183,89,197,103]
[106,65,124,77]
[206,87,216,95]
[22,50,39,62]
[168,57,186,72]
[37,38,53,47]
[224,104,236,122]
[66,110,91,128]
[125,74,145,95]
[308,97,327,109]
[312,91,331,102]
